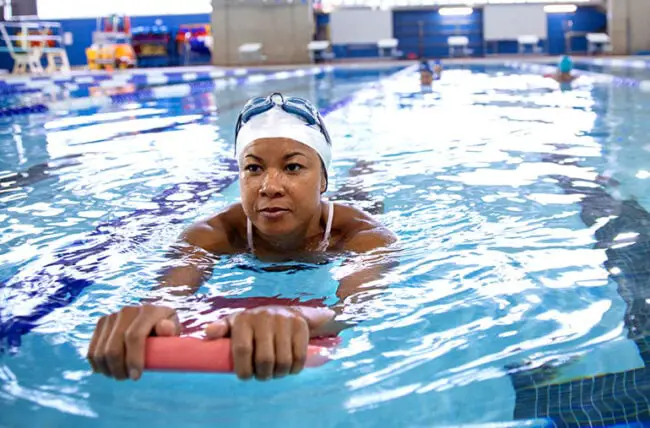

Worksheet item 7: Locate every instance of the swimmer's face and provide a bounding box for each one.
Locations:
[239,137,326,237]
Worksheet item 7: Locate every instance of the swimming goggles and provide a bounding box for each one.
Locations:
[234,92,332,146]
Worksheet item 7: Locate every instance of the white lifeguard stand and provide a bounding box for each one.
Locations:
[238,43,266,63]
[448,36,470,57]
[377,38,400,58]
[517,35,542,54]
[307,40,332,62]
[0,20,70,74]
[586,33,611,55]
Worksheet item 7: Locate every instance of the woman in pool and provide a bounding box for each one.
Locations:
[419,58,434,86]
[87,92,397,382]
[545,55,577,83]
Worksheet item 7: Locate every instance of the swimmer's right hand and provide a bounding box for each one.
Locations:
[86,305,180,381]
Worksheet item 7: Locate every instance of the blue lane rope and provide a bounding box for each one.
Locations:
[0,67,327,118]
[504,61,645,89]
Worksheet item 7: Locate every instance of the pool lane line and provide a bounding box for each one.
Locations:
[0,64,416,351]
[0,68,247,96]
[0,63,407,95]
[508,153,650,426]
[0,166,241,351]
[0,78,322,194]
[0,67,416,196]
[576,57,650,70]
[0,67,330,118]
[504,61,649,91]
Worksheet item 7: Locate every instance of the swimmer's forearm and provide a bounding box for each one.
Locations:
[310,301,360,337]
[140,265,212,307]
[146,243,217,302]
[316,251,399,335]
[156,265,210,295]
[312,317,354,337]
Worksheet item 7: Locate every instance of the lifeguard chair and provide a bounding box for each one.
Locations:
[0,20,70,74]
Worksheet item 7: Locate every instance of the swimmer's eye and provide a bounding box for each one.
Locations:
[245,164,262,173]
[285,163,303,173]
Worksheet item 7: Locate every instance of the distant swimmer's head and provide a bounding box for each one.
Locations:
[419,59,433,74]
[558,56,573,74]
[234,93,332,235]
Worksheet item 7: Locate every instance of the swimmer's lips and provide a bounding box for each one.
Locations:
[258,207,291,219]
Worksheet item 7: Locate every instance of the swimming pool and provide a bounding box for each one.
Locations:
[2,62,650,427]
[574,62,650,81]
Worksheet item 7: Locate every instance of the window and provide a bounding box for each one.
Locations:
[37,0,212,19]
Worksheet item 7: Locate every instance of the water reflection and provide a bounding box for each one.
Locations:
[1,66,647,426]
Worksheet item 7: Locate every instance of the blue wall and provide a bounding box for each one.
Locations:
[0,6,608,70]
[0,14,211,70]
[329,5,604,59]
[546,6,607,55]
[474,5,606,55]
[331,44,381,58]
[393,9,484,58]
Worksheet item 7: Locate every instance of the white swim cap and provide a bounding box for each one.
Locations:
[235,106,332,171]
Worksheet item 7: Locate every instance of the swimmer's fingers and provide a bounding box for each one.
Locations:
[124,305,178,381]
[273,316,293,379]
[204,319,230,339]
[153,311,181,337]
[87,315,107,373]
[231,314,254,381]
[253,317,275,381]
[90,315,114,377]
[290,317,309,375]
[105,307,141,381]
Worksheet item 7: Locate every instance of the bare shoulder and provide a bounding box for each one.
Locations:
[332,203,397,253]
[179,203,247,254]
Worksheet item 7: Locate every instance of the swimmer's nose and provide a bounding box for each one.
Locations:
[260,170,285,198]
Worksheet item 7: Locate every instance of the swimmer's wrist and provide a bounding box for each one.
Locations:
[311,304,361,336]
[311,317,357,337]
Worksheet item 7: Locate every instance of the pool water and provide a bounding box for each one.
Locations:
[2,64,650,427]
[574,62,650,81]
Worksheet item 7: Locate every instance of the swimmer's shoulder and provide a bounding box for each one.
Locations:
[331,202,397,252]
[180,203,248,254]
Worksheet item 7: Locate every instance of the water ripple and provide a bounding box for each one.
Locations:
[1,67,647,426]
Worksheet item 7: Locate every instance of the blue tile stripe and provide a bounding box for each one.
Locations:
[508,150,650,426]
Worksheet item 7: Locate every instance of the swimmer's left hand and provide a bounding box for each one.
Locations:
[204,306,334,381]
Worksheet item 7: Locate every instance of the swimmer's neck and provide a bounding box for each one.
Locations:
[253,206,328,254]
[255,230,323,253]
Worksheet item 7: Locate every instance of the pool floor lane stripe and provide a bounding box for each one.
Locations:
[509,152,650,427]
